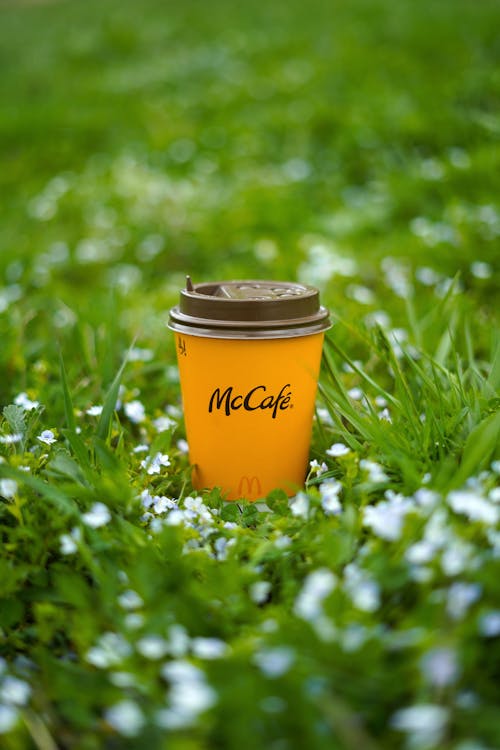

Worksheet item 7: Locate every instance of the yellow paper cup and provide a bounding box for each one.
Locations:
[169,279,331,501]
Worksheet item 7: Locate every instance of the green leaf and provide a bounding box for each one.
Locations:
[2,404,26,436]
[96,352,128,442]
[453,410,500,487]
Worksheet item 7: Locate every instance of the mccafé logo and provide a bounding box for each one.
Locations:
[208,384,293,419]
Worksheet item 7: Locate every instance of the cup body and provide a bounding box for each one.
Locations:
[174,330,324,501]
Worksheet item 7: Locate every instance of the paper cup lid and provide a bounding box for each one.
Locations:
[168,277,331,339]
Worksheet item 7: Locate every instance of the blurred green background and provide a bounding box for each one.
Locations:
[0,0,498,397]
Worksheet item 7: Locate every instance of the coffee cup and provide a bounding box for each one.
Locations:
[168,278,331,501]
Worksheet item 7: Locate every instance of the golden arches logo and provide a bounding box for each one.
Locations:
[237,475,262,499]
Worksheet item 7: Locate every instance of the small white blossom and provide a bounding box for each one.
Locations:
[250,581,272,604]
[0,705,18,734]
[478,611,500,637]
[124,400,146,424]
[118,590,143,611]
[37,429,57,445]
[470,261,492,279]
[166,625,190,658]
[309,459,328,476]
[319,480,342,515]
[14,392,39,411]
[159,660,217,729]
[420,647,459,687]
[86,405,103,416]
[405,540,436,565]
[141,452,171,475]
[105,700,144,737]
[359,459,388,483]
[344,564,380,612]
[363,495,414,541]
[448,489,498,525]
[82,502,111,528]
[326,442,351,457]
[191,637,229,660]
[177,439,189,453]
[0,676,31,706]
[127,347,154,362]
[0,480,18,499]
[132,444,149,454]
[253,647,295,678]
[289,492,309,519]
[378,407,392,422]
[294,568,336,621]
[152,416,176,433]
[447,582,481,620]
[136,635,169,660]
[60,527,81,555]
[86,632,131,668]
[124,613,144,630]
[153,496,176,514]
[347,387,364,400]
[0,433,23,445]
[391,704,449,747]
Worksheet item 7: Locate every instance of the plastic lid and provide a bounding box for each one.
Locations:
[168,277,331,339]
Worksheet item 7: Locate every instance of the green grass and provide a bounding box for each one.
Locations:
[0,0,499,747]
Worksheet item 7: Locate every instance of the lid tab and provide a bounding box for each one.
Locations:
[168,279,331,340]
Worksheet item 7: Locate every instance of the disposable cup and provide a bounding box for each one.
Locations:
[168,278,331,501]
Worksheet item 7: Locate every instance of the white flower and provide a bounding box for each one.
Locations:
[478,611,500,637]
[159,660,217,729]
[86,405,103,416]
[124,400,146,424]
[319,480,342,515]
[253,647,295,678]
[447,582,481,620]
[441,539,473,576]
[309,459,328,476]
[448,489,498,524]
[105,700,144,737]
[0,676,31,706]
[359,460,389,483]
[326,442,350,457]
[0,480,18,499]
[14,392,39,411]
[82,502,111,528]
[136,635,169,660]
[378,407,392,422]
[118,590,143,611]
[60,527,81,555]
[132,444,149,454]
[289,492,309,519]
[405,540,436,565]
[391,704,449,747]
[166,625,190,658]
[152,416,176,433]
[363,495,414,541]
[37,429,57,445]
[177,439,189,453]
[294,568,336,621]
[250,581,272,604]
[127,347,154,362]
[0,705,18,734]
[140,452,171,475]
[347,387,364,400]
[86,632,131,668]
[420,647,459,687]
[470,261,492,279]
[191,637,229,660]
[153,496,176,514]
[0,433,23,445]
[344,563,380,612]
